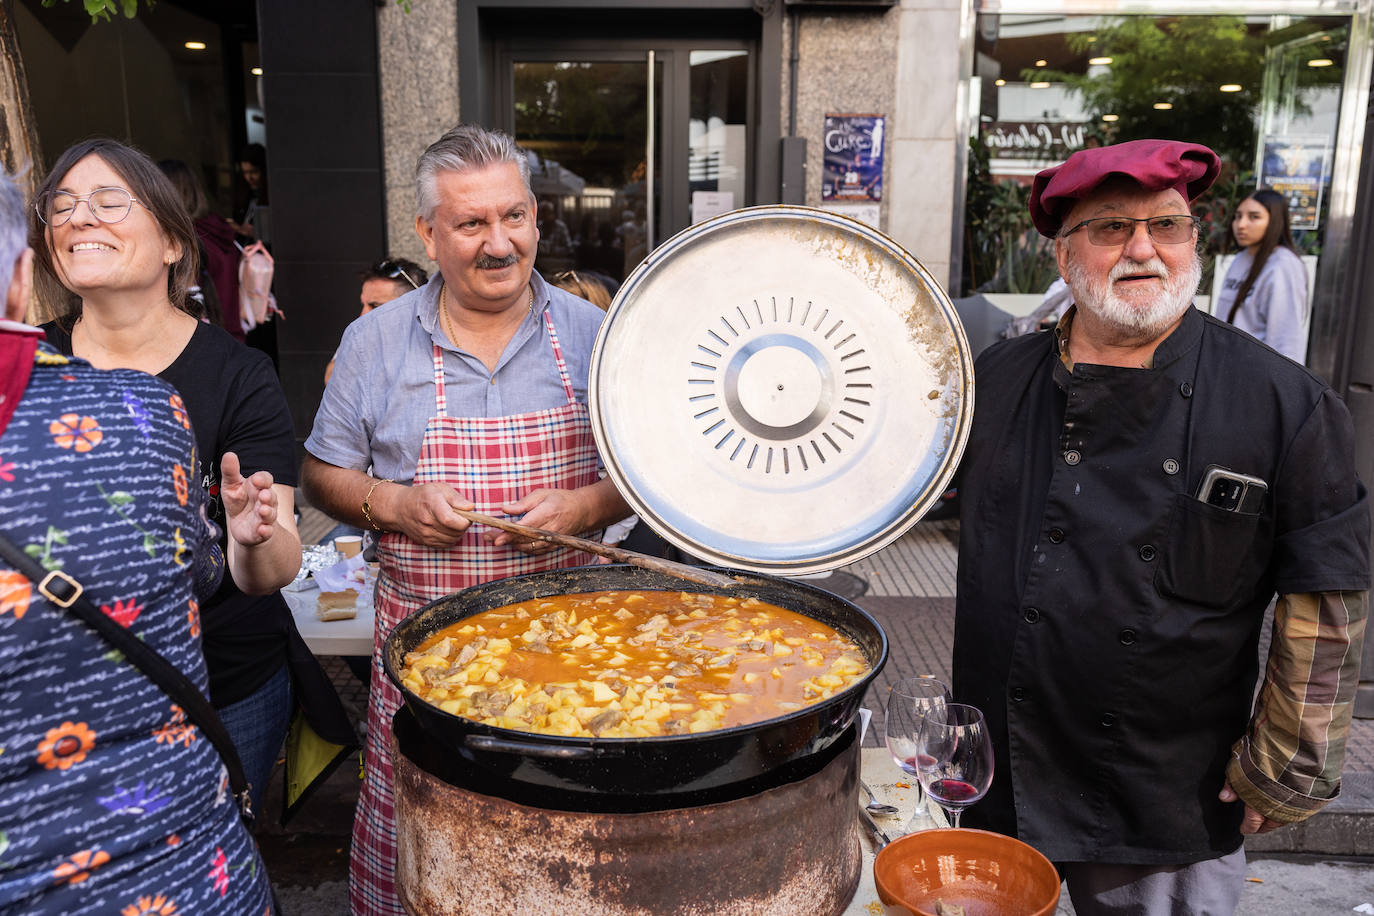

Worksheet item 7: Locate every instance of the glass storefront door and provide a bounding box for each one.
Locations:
[497,41,753,287]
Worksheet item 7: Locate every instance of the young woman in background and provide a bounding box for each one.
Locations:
[1217,188,1309,363]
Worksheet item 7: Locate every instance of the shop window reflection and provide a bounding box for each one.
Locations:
[964,12,1348,315]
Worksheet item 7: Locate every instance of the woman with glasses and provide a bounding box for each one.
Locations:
[1215,188,1309,364]
[31,138,354,817]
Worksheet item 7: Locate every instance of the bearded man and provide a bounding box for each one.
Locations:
[951,139,1369,914]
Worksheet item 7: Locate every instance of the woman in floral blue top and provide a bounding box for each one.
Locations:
[0,170,274,914]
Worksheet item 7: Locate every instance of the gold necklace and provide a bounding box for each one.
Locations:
[438,283,533,348]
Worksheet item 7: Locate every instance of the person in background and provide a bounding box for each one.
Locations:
[302,123,630,916]
[549,267,613,311]
[0,167,276,914]
[325,256,429,385]
[229,142,270,246]
[953,139,1368,915]
[1216,188,1309,363]
[32,138,354,815]
[157,158,243,340]
[536,200,573,261]
[227,143,278,366]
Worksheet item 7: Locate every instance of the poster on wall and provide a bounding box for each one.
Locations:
[822,114,885,203]
[1258,136,1330,231]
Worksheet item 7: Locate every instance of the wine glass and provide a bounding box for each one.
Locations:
[883,676,950,831]
[916,702,994,829]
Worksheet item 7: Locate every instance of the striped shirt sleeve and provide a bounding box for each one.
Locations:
[1227,589,1368,823]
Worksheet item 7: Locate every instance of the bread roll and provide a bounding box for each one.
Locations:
[316,588,359,621]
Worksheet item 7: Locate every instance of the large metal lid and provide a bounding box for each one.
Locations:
[589,205,973,575]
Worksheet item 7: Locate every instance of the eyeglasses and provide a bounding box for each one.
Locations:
[376,259,420,290]
[553,269,588,299]
[1060,215,1199,247]
[36,187,143,227]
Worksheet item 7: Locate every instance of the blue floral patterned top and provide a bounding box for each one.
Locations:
[0,342,274,915]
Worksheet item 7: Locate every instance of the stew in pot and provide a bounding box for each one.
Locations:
[399,590,870,738]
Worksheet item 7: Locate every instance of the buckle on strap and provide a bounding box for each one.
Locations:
[236,787,254,823]
[39,569,82,608]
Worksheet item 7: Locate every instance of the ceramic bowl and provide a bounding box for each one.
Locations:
[873,828,1060,916]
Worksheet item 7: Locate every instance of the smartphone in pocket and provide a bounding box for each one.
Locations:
[1196,465,1268,513]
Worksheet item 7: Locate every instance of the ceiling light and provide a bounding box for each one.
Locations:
[994,78,1006,86]
[1101,114,1119,122]
[1088,56,1113,66]
[1035,59,1047,67]
[1308,58,1334,67]
[184,41,207,51]
[1219,84,1242,92]
[1153,102,1173,110]
[1030,81,1051,89]
[251,67,263,76]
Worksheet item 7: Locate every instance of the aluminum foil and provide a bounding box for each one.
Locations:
[283,544,343,591]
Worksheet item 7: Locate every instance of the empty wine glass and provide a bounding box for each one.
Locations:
[916,702,994,829]
[883,676,950,832]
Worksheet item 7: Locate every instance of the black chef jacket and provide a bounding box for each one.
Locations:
[952,306,1369,864]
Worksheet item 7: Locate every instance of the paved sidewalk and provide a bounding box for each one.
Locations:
[268,509,1373,909]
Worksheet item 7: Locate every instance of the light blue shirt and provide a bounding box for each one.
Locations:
[305,272,608,484]
[1216,246,1309,363]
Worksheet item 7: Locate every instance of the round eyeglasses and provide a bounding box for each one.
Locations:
[1060,215,1199,247]
[35,187,143,227]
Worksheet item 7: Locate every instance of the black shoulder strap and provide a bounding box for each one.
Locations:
[0,532,254,824]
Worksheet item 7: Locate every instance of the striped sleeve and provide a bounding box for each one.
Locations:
[1226,589,1368,823]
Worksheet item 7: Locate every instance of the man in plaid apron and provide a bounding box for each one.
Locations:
[302,125,631,916]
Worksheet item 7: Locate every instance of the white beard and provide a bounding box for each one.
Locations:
[1065,249,1202,342]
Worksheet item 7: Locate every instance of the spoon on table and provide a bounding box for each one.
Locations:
[860,779,899,816]
[450,507,741,590]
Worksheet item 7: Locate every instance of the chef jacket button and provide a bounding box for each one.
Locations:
[1063,449,1082,465]
[1100,713,1117,727]
[1138,544,1157,562]
[1118,627,1137,645]
[1162,458,1180,475]
[1048,527,1065,544]
[1180,381,1194,398]
[1011,687,1027,702]
[1024,607,1041,624]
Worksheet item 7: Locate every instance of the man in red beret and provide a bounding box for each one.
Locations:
[951,139,1369,914]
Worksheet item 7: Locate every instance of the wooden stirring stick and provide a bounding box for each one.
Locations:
[451,507,740,590]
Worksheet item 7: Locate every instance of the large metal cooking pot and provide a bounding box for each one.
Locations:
[383,564,886,801]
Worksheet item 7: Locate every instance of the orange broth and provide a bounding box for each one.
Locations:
[400,590,869,739]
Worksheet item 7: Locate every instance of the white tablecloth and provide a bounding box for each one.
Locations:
[283,580,375,656]
[847,746,949,915]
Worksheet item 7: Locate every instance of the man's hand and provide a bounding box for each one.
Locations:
[1219,781,1284,834]
[389,482,477,548]
[221,451,278,546]
[492,489,586,554]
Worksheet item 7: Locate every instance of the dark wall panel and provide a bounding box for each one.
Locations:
[256,0,385,453]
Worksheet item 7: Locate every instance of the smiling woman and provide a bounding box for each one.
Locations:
[29,137,355,820]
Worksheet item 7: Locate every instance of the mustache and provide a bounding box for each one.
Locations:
[1110,257,1169,281]
[474,253,520,270]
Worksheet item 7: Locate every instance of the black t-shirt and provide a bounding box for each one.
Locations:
[43,320,300,706]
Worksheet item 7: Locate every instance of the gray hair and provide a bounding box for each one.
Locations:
[415,124,532,221]
[0,169,28,297]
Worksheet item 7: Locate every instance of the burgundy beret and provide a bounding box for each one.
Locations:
[1029,139,1221,238]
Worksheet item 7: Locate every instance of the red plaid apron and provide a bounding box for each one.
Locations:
[349,310,601,916]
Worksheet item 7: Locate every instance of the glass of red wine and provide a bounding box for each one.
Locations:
[882,676,951,831]
[915,702,993,829]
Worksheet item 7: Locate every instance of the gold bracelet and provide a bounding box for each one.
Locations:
[362,478,394,531]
